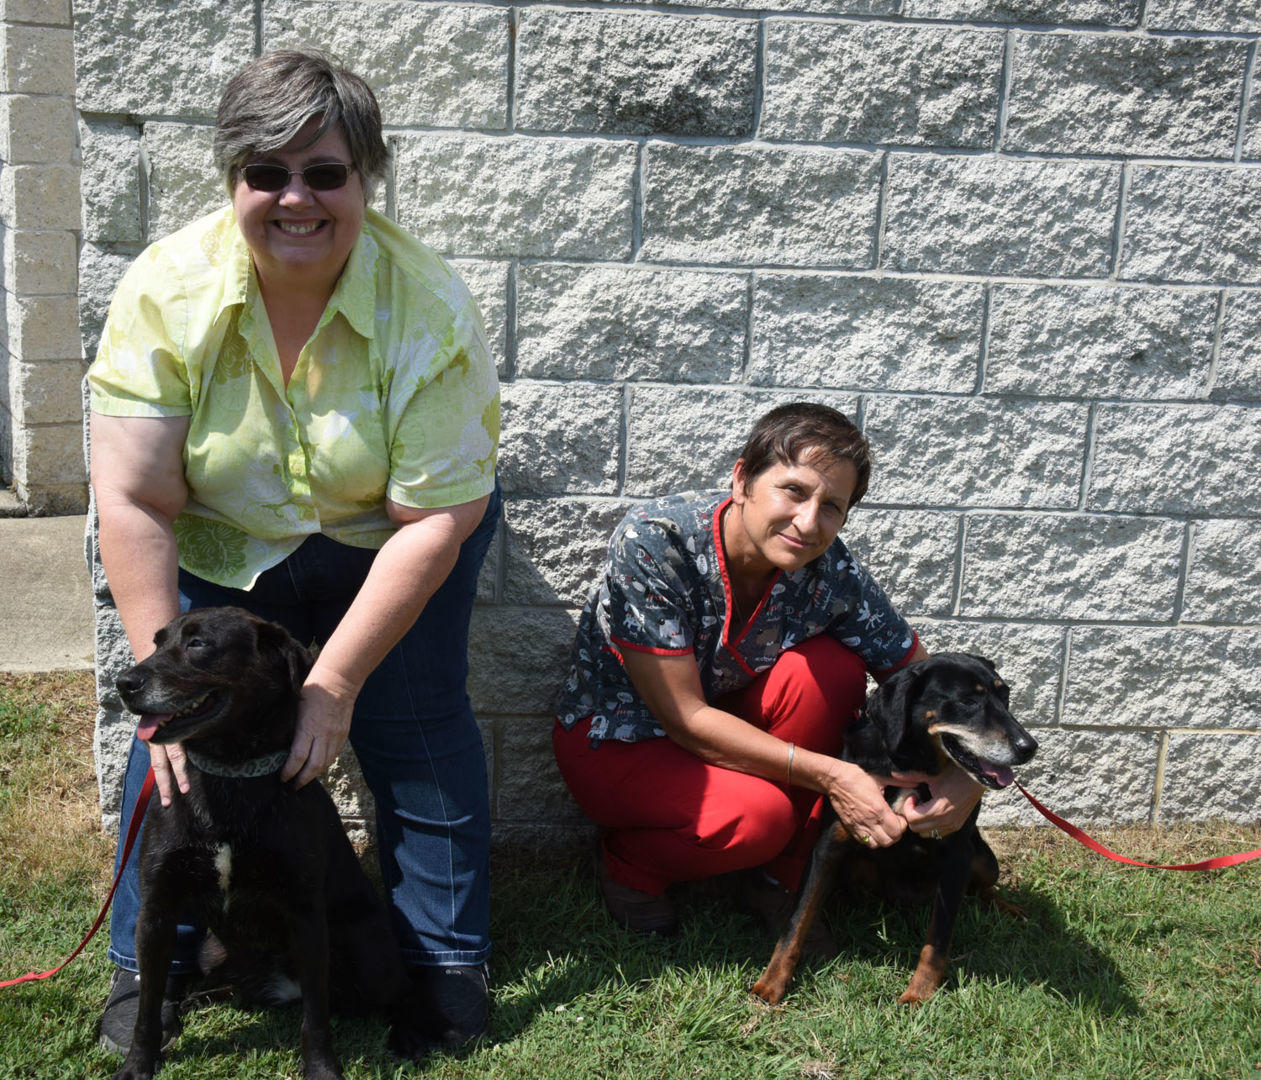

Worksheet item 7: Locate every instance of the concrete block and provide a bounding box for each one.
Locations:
[449,259,509,379]
[842,509,959,619]
[749,275,981,393]
[1005,33,1246,158]
[0,163,80,231]
[9,358,88,425]
[394,135,636,260]
[143,123,224,242]
[985,284,1215,400]
[6,294,81,360]
[467,605,578,714]
[1213,291,1261,401]
[961,513,1183,621]
[78,243,139,362]
[1087,404,1261,515]
[1120,166,1261,285]
[498,381,622,495]
[884,156,1119,277]
[3,228,77,296]
[1183,520,1261,625]
[761,21,1002,147]
[1066,627,1259,732]
[502,496,630,607]
[0,0,71,22]
[641,144,881,268]
[1160,733,1261,823]
[516,9,756,137]
[79,119,142,244]
[495,717,587,823]
[516,264,747,383]
[0,95,76,164]
[1145,0,1261,32]
[263,1,508,129]
[581,0,900,11]
[864,397,1086,509]
[11,419,85,486]
[72,0,255,118]
[902,0,1138,23]
[915,618,1066,728]
[1244,89,1261,161]
[1,24,74,94]
[983,729,1160,826]
[624,386,857,497]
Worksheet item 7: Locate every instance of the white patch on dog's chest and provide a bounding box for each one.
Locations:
[214,843,232,900]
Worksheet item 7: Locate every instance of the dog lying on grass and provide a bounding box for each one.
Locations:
[111,606,436,1080]
[752,652,1037,1007]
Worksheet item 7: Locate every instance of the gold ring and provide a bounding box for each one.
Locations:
[929,829,941,840]
[858,835,873,846]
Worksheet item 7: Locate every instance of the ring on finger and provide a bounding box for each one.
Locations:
[929,828,942,840]
[858,834,874,846]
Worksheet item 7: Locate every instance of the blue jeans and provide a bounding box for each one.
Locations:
[106,485,501,972]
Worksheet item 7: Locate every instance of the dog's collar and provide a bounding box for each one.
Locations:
[185,747,288,779]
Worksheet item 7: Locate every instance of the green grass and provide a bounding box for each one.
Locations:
[1,673,1258,1080]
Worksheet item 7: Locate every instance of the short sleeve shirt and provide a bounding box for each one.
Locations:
[555,492,918,745]
[88,206,499,589]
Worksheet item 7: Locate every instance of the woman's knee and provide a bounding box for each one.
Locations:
[694,786,799,864]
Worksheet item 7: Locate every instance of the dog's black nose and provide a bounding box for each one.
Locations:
[116,668,147,698]
[1013,730,1038,763]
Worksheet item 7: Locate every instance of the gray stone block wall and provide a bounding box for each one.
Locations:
[1,0,85,512]
[51,0,1260,835]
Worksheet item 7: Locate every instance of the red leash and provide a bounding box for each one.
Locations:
[0,769,155,989]
[1017,782,1261,870]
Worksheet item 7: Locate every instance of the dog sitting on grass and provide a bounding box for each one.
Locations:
[110,606,437,1080]
[752,652,1038,1007]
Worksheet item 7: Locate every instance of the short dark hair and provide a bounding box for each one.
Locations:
[736,402,871,509]
[214,49,389,198]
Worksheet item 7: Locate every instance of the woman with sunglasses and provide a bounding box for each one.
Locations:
[88,50,499,1056]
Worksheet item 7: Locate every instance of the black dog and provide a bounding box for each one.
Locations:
[111,607,434,1080]
[751,652,1037,1006]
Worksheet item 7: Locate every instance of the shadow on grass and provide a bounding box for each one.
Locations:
[4,842,1137,1079]
[482,843,1139,1046]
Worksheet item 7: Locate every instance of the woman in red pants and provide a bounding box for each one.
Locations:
[553,402,982,934]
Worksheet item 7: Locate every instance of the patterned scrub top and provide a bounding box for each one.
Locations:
[556,491,919,745]
[88,205,499,590]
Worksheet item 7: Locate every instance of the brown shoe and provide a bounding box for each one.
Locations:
[740,873,836,958]
[594,843,678,936]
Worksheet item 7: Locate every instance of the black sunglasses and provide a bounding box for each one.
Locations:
[240,161,353,193]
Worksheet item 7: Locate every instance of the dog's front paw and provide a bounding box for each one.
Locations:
[749,975,787,1006]
[110,1050,158,1080]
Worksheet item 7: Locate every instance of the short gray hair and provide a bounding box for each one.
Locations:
[214,49,389,199]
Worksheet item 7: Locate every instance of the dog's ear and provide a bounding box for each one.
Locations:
[864,664,919,755]
[966,653,999,674]
[255,619,313,693]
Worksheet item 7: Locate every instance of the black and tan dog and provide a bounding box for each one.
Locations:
[751,652,1037,1007]
[111,607,435,1080]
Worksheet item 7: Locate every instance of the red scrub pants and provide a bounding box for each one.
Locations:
[552,634,868,895]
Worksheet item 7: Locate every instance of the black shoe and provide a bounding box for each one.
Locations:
[594,841,678,936]
[98,966,190,1057]
[408,963,490,1055]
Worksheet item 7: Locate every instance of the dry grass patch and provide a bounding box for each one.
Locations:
[0,670,111,887]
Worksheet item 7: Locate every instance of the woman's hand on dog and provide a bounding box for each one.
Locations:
[822,760,912,848]
[148,741,192,807]
[900,766,983,838]
[282,670,359,789]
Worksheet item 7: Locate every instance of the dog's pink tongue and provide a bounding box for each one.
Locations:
[136,715,170,742]
[987,764,1015,788]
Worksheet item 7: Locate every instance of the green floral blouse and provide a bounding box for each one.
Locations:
[88,206,499,589]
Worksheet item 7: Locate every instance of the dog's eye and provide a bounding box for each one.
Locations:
[186,637,209,649]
